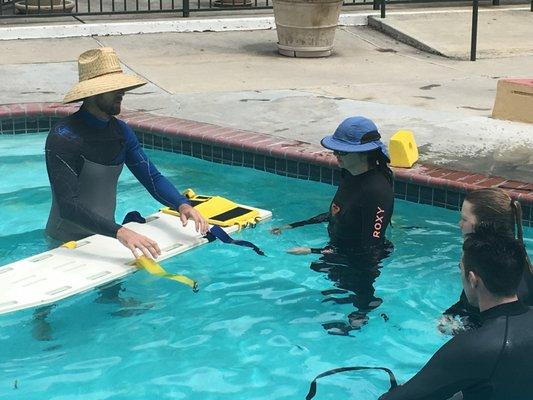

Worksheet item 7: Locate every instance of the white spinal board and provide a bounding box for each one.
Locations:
[0,208,271,316]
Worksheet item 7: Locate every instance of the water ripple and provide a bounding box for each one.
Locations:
[64,357,122,371]
[203,316,274,337]
[226,287,306,300]
[131,340,170,351]
[152,367,240,393]
[23,370,102,392]
[169,335,210,349]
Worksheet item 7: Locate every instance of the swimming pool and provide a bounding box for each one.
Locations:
[1,133,531,400]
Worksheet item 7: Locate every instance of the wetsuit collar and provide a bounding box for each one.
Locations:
[480,300,528,323]
[77,106,111,129]
[341,167,377,179]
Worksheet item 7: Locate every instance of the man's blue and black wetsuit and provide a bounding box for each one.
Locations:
[45,108,189,242]
[380,301,533,400]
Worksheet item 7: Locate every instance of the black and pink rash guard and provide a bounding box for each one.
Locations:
[327,168,393,250]
[288,168,394,252]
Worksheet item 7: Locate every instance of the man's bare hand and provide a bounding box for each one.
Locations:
[116,226,161,259]
[178,203,209,235]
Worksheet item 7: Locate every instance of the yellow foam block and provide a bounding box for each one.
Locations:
[389,130,418,168]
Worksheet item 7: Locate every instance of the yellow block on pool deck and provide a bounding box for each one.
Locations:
[0,202,271,316]
[389,130,418,168]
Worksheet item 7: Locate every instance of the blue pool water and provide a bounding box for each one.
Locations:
[0,133,531,399]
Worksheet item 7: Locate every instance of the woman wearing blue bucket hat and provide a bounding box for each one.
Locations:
[271,116,394,335]
[272,116,394,249]
[318,116,393,249]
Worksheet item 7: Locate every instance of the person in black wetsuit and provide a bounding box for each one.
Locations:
[45,47,208,259]
[380,229,533,400]
[439,188,532,335]
[271,116,394,335]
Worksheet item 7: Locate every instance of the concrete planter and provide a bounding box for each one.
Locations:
[15,0,74,13]
[273,0,343,58]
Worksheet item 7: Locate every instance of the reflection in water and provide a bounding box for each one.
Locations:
[310,241,393,336]
[33,305,55,342]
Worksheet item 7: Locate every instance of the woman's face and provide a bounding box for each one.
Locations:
[336,151,367,172]
[460,200,477,236]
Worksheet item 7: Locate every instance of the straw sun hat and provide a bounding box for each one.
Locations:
[63,47,146,104]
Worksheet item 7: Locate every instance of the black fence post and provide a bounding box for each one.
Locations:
[470,0,478,61]
[380,0,385,18]
[183,0,189,17]
[373,0,379,10]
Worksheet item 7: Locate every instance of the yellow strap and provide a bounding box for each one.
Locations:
[62,242,198,292]
[135,256,198,292]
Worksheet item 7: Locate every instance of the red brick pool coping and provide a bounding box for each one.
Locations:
[1,102,531,222]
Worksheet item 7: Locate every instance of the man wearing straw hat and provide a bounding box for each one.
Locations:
[45,47,208,259]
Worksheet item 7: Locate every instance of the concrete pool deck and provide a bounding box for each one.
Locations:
[0,6,531,184]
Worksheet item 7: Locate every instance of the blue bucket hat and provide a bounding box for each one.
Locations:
[321,116,390,162]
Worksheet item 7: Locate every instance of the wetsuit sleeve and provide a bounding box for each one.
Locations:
[359,177,392,247]
[45,125,122,238]
[288,212,330,228]
[119,121,190,210]
[379,334,486,400]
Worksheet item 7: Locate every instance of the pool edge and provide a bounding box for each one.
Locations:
[0,102,531,226]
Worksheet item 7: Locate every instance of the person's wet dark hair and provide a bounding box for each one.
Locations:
[367,149,393,185]
[463,229,527,297]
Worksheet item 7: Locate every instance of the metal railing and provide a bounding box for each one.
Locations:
[0,0,490,18]
[0,0,530,19]
[0,0,377,18]
[0,0,13,9]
